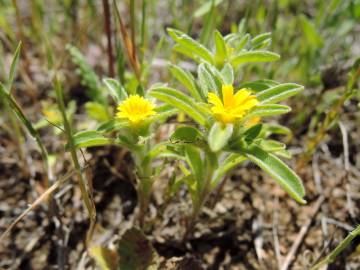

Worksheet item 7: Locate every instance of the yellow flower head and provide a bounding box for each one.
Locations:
[208,85,258,124]
[42,103,62,124]
[116,95,156,124]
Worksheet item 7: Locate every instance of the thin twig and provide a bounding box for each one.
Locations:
[312,153,329,248]
[339,121,356,219]
[338,121,350,171]
[280,195,325,270]
[272,196,282,270]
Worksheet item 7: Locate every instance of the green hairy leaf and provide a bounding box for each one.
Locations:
[251,32,272,50]
[97,119,127,133]
[198,63,219,97]
[221,63,234,85]
[211,154,247,188]
[103,78,128,102]
[208,122,233,152]
[235,33,251,51]
[149,87,206,125]
[167,28,214,64]
[258,139,286,152]
[243,123,263,144]
[214,30,228,67]
[231,50,280,67]
[240,79,279,92]
[70,131,113,149]
[185,145,204,188]
[247,104,291,118]
[170,126,203,144]
[257,83,304,104]
[245,145,306,204]
[169,64,203,101]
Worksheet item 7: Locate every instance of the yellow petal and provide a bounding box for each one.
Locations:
[220,114,235,124]
[233,89,251,106]
[208,92,223,108]
[222,85,234,107]
[242,97,259,109]
[116,95,156,124]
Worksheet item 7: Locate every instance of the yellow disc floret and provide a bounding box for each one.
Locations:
[116,95,156,124]
[208,85,258,124]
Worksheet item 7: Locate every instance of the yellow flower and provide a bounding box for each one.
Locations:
[116,95,156,124]
[208,85,258,124]
[42,104,62,124]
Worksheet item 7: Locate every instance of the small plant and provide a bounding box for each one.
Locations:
[71,78,177,226]
[148,28,306,238]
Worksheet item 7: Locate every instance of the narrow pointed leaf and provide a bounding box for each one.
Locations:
[245,145,306,204]
[214,30,227,67]
[70,131,113,149]
[103,78,128,102]
[221,63,234,85]
[185,145,204,187]
[231,50,280,67]
[8,42,21,90]
[169,64,203,101]
[243,123,263,143]
[251,32,272,49]
[257,83,304,104]
[211,153,247,188]
[247,104,291,118]
[167,28,214,63]
[240,79,279,92]
[149,87,206,125]
[198,63,219,97]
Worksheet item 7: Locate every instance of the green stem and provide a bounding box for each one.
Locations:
[54,77,96,245]
[183,150,217,241]
[133,140,153,228]
[311,225,360,270]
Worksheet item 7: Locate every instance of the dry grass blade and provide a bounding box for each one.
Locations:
[0,168,76,243]
[113,0,141,82]
[102,0,115,77]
